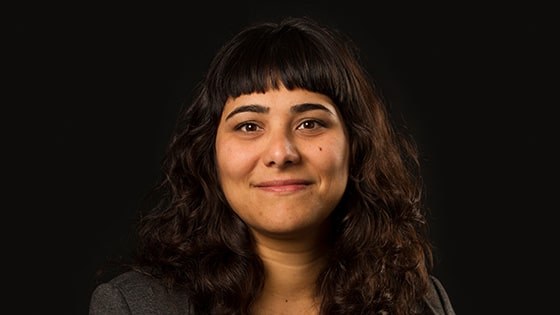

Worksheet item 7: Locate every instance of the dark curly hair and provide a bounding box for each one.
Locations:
[134,16,433,314]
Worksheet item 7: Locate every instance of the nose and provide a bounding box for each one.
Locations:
[263,131,301,168]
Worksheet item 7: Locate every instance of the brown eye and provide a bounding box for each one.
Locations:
[302,121,316,129]
[297,120,324,130]
[237,122,261,132]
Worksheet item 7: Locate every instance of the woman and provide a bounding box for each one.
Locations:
[89,16,455,314]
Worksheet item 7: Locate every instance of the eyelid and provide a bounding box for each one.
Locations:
[296,119,328,130]
[234,121,263,132]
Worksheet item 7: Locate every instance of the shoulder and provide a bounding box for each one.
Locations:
[89,270,193,315]
[422,275,457,315]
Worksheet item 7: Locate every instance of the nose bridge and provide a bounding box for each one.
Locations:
[263,126,300,167]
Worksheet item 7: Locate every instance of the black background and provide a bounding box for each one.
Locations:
[8,2,556,314]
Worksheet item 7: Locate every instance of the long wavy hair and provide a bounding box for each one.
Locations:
[134,16,433,314]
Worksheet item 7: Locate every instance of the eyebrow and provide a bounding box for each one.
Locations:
[290,103,334,115]
[225,103,333,120]
[225,105,269,120]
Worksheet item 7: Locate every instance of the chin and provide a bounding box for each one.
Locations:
[252,219,331,240]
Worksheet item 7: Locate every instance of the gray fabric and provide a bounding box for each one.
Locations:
[89,271,455,314]
[424,276,456,315]
[89,271,193,315]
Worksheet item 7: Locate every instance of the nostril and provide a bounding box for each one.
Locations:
[263,136,301,167]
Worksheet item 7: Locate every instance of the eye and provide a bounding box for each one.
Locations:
[297,120,324,130]
[236,122,262,133]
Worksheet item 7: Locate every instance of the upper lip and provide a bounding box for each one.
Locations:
[253,179,312,187]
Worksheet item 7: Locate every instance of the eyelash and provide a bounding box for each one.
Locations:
[298,119,328,129]
[235,122,262,132]
[234,119,326,133]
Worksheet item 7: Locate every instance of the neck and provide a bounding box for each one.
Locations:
[250,230,329,314]
[258,238,327,295]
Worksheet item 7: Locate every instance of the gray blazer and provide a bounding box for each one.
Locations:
[89,271,456,314]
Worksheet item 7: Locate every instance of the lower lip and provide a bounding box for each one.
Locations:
[257,184,309,193]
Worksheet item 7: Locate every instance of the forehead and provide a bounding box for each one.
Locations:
[223,87,336,111]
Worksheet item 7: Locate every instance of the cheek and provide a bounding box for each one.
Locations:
[313,138,349,175]
[216,141,256,182]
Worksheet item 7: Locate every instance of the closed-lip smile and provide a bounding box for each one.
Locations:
[253,179,312,192]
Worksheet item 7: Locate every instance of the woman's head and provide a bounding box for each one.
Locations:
[215,85,350,241]
[170,17,403,220]
[138,16,431,313]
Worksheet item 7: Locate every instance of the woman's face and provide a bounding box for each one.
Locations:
[215,86,349,239]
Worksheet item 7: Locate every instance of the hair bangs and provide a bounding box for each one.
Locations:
[213,25,346,103]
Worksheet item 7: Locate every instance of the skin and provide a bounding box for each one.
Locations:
[215,85,350,313]
[216,85,349,241]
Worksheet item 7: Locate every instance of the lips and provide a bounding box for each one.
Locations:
[253,179,312,192]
